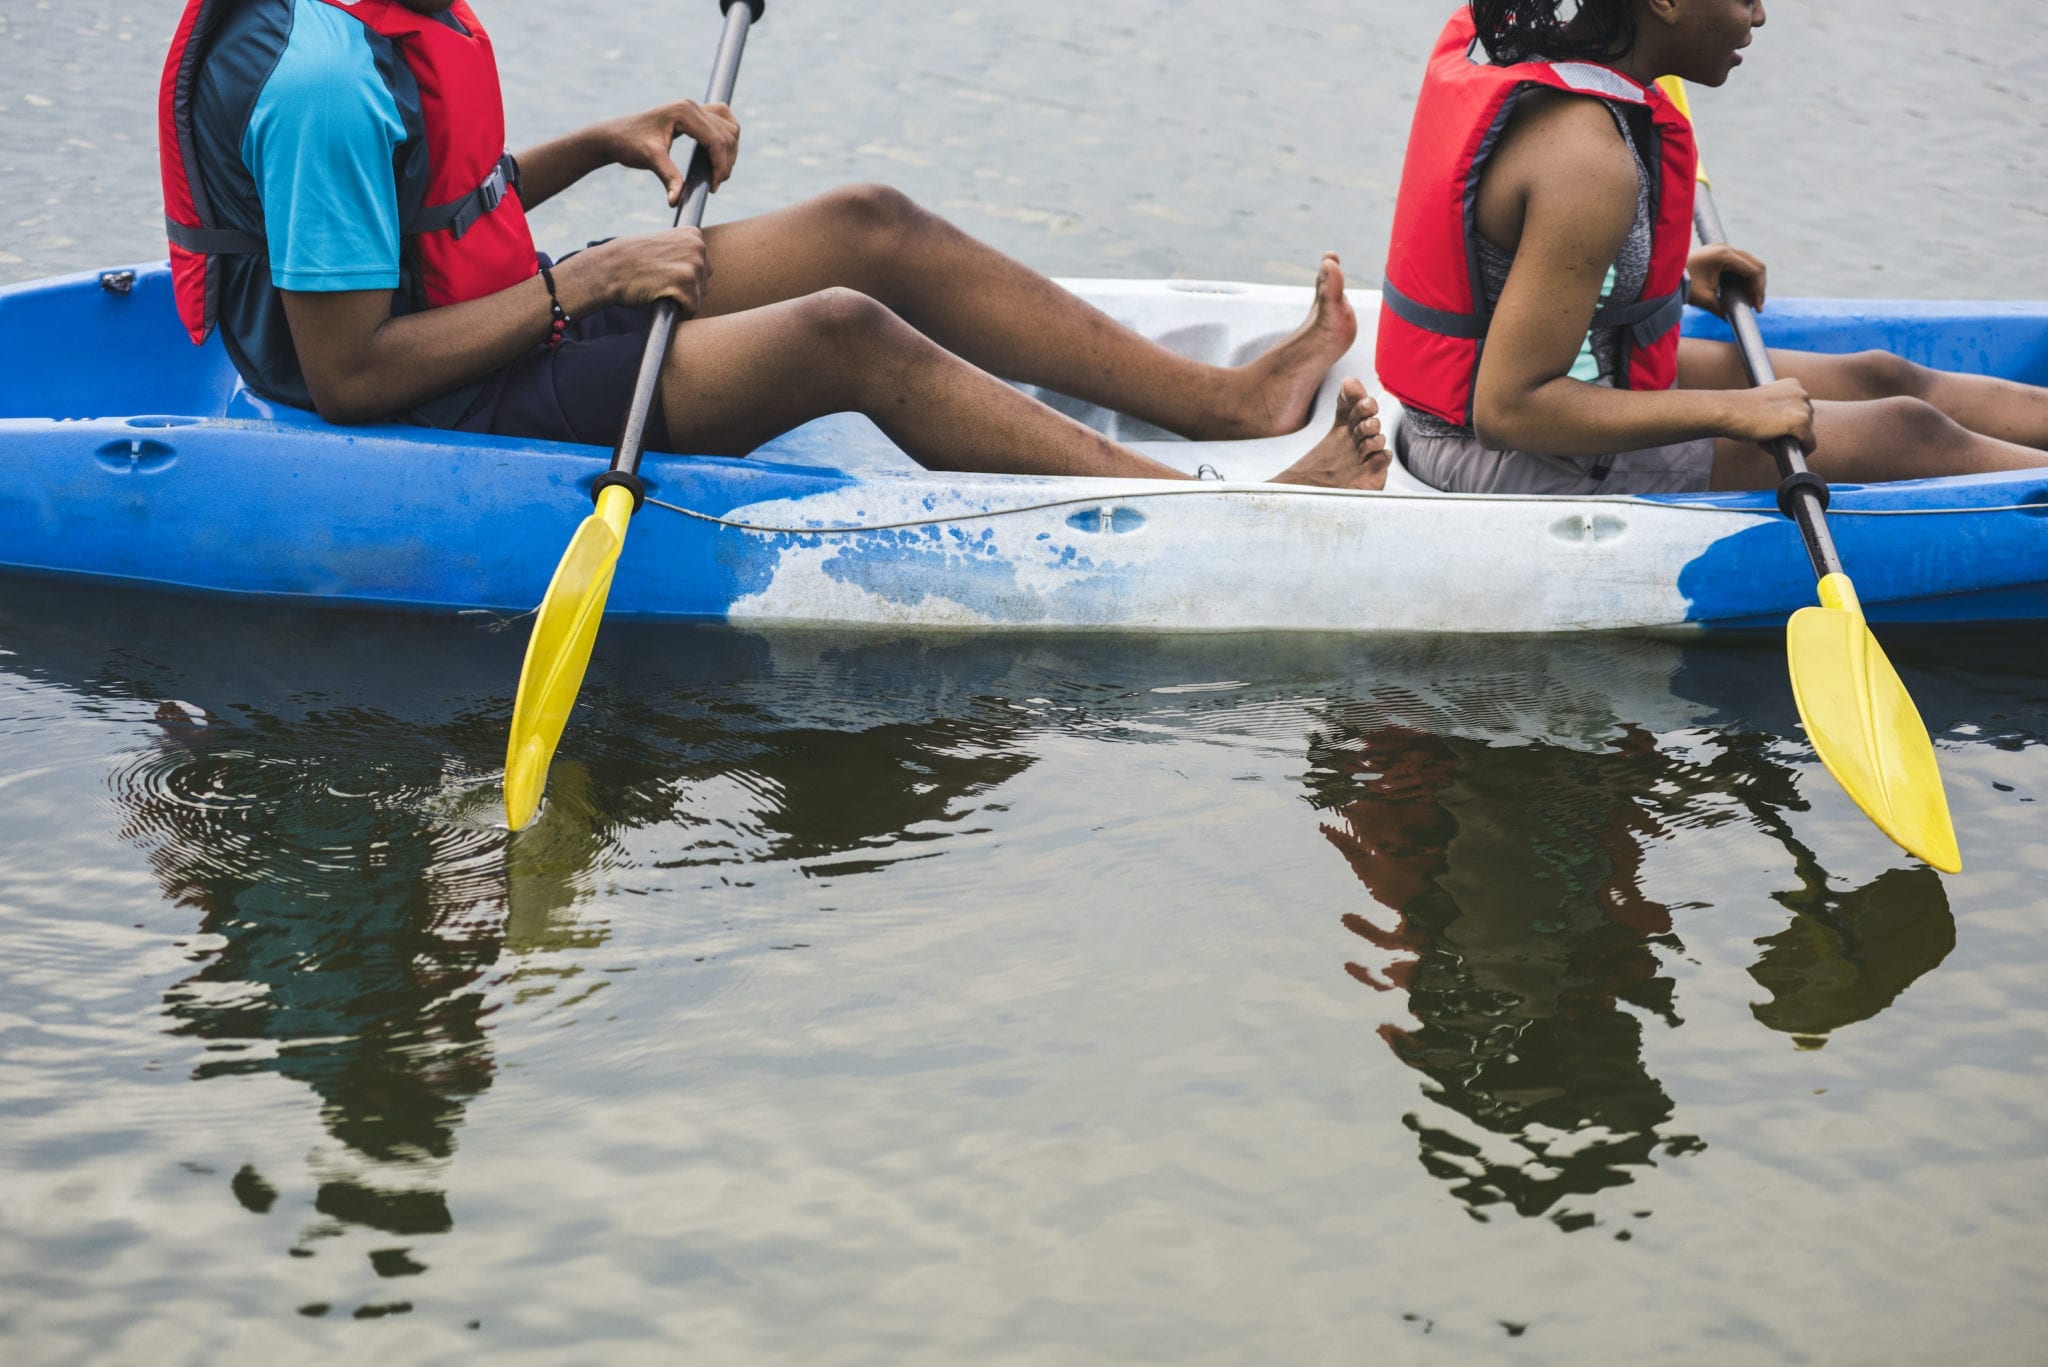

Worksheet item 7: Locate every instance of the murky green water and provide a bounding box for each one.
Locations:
[3,1,2047,1361]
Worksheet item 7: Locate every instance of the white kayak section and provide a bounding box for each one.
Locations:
[708,279,1772,632]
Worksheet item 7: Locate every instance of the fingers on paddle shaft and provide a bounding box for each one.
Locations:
[1787,591,1963,874]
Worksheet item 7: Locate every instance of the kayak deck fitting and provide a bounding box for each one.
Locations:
[1,263,2044,633]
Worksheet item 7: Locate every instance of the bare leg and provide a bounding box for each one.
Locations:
[656,289,1387,486]
[1711,395,2048,490]
[1680,338,2048,449]
[696,184,1355,441]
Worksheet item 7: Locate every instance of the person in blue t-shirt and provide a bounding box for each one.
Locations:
[188,0,1394,488]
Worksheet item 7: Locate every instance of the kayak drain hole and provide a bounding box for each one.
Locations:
[1549,513,1627,544]
[123,415,204,429]
[1067,506,1146,534]
[94,438,178,474]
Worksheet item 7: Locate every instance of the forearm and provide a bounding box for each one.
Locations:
[1474,379,1743,458]
[512,123,620,210]
[291,255,617,423]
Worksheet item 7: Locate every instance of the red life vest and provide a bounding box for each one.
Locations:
[159,0,538,345]
[1376,9,1698,429]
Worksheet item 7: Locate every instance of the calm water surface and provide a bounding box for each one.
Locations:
[3,1,2047,1362]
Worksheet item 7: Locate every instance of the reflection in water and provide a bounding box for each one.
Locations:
[1308,723,1709,1227]
[8,589,1037,1311]
[1304,673,1956,1228]
[126,701,511,1258]
[2,584,1984,1297]
[1751,848,1953,1048]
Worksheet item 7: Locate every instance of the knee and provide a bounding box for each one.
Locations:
[1843,349,1931,401]
[798,285,896,338]
[1868,395,1957,448]
[822,182,925,246]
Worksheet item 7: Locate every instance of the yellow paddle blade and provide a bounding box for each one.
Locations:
[504,485,637,831]
[1786,574,1962,874]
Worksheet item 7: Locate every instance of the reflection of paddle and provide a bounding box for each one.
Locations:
[1658,78,1960,874]
[1715,746,1957,1044]
[1750,866,1955,1045]
[504,0,764,831]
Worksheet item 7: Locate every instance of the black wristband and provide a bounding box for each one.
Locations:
[538,260,570,349]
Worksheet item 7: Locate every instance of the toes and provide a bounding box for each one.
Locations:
[1346,409,1384,455]
[1316,252,1347,302]
[1332,382,1361,427]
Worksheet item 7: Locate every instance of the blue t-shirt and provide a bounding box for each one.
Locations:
[192,0,478,420]
[242,0,407,293]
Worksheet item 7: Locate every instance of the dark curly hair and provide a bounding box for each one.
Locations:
[1469,0,1639,65]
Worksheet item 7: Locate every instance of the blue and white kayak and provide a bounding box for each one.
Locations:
[2,263,2044,632]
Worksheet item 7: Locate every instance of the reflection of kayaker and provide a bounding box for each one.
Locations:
[13,584,1049,1265]
[133,698,505,1255]
[1310,722,1703,1224]
[1307,675,1969,1223]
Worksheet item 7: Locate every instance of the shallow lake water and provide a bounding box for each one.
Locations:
[3,1,2046,1362]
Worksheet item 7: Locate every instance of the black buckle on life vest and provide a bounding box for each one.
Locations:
[449,157,511,239]
[421,153,520,241]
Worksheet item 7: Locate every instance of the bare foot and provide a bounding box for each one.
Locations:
[1270,378,1389,490]
[1231,252,1359,438]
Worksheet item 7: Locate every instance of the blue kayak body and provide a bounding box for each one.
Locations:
[2,262,2045,632]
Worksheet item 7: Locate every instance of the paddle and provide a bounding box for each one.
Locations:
[1657,77,1961,874]
[504,0,763,831]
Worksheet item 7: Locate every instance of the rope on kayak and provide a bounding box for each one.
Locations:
[642,482,1365,535]
[644,485,2048,535]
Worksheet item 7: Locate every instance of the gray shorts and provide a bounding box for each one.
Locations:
[1401,426,1717,496]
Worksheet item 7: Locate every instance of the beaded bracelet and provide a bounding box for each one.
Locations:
[538,260,570,349]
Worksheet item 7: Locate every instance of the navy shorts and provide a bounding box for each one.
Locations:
[443,301,669,449]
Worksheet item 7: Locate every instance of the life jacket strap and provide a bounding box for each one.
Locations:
[413,152,521,240]
[165,217,265,256]
[1592,286,1686,347]
[1380,277,1684,346]
[1380,278,1489,339]
[165,151,522,265]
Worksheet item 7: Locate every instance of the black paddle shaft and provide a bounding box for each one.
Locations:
[1692,186,1845,581]
[607,0,764,485]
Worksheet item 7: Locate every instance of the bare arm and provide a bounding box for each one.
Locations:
[280,230,711,424]
[1470,96,1811,456]
[514,100,740,211]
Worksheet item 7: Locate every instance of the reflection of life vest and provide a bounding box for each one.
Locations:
[159,0,537,345]
[1377,9,1698,428]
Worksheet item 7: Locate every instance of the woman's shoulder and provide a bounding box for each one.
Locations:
[1492,90,1640,206]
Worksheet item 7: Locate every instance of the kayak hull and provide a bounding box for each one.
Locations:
[3,264,2045,633]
